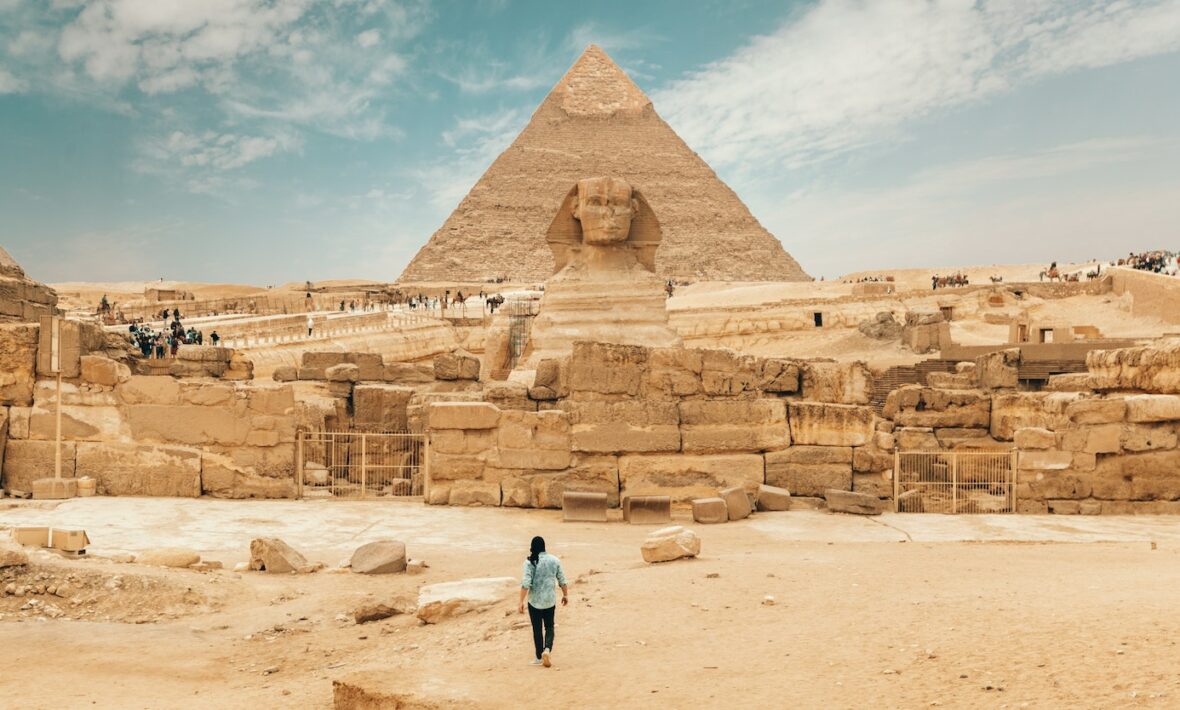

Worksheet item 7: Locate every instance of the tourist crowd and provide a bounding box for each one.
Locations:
[127,309,218,359]
[1120,250,1180,276]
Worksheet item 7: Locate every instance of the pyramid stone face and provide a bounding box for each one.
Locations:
[398,45,810,284]
[0,246,58,323]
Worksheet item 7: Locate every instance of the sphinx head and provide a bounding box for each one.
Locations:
[571,177,638,246]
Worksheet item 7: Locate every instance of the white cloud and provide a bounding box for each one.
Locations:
[762,136,1180,277]
[0,67,27,93]
[656,0,1180,173]
[357,29,380,48]
[416,107,527,210]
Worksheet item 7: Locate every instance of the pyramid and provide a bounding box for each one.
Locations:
[398,45,810,283]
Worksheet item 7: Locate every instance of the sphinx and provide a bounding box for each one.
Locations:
[521,177,682,368]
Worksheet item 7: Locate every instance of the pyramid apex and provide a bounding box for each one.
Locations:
[548,43,650,118]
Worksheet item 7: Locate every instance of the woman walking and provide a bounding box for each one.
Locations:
[518,536,568,667]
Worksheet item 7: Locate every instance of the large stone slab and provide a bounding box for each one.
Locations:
[825,489,886,515]
[641,525,701,563]
[0,323,38,406]
[428,402,501,430]
[75,441,201,497]
[755,483,791,511]
[787,402,873,446]
[416,577,516,624]
[560,399,680,454]
[249,537,316,574]
[1124,395,1180,423]
[764,447,852,497]
[562,491,608,522]
[719,485,752,520]
[352,385,414,430]
[2,439,76,493]
[691,497,728,524]
[126,404,251,446]
[618,454,763,502]
[350,540,407,574]
[679,399,788,454]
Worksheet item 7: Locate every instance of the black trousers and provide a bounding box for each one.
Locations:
[527,603,555,658]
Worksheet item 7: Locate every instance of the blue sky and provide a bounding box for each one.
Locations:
[1,0,1178,284]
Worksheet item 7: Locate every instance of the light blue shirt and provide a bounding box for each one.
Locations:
[521,552,567,609]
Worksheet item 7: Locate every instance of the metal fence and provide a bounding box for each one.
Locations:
[296,429,428,499]
[893,450,1017,514]
[505,299,540,370]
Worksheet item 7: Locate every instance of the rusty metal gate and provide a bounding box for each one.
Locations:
[894,450,1017,513]
[296,429,428,499]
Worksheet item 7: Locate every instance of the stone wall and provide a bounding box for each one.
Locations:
[1,350,298,499]
[423,342,892,507]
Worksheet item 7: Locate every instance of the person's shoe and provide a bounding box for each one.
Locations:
[542,649,551,667]
[530,658,542,666]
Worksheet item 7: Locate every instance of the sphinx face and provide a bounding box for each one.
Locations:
[573,177,636,245]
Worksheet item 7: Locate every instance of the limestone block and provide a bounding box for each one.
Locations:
[79,355,129,387]
[75,441,201,497]
[448,480,501,506]
[533,358,566,393]
[428,402,501,430]
[415,577,516,624]
[990,392,1080,441]
[3,439,76,493]
[926,372,974,389]
[1121,424,1178,452]
[249,538,316,574]
[853,472,892,498]
[787,402,873,446]
[326,363,361,383]
[427,453,485,482]
[200,452,295,499]
[431,429,495,455]
[179,382,234,406]
[273,365,298,382]
[500,477,533,507]
[515,455,620,508]
[644,347,702,398]
[34,379,118,407]
[424,482,451,505]
[623,495,673,524]
[383,362,436,385]
[892,389,991,429]
[874,431,895,451]
[719,485,752,520]
[1086,341,1180,393]
[483,381,533,412]
[765,447,852,496]
[1059,424,1122,455]
[327,381,353,398]
[137,548,201,568]
[640,525,700,563]
[562,491,608,522]
[1065,398,1126,425]
[567,342,647,396]
[495,410,570,470]
[825,489,886,515]
[695,348,756,396]
[350,540,407,574]
[895,427,939,450]
[933,428,992,449]
[800,361,872,404]
[755,483,791,511]
[126,405,250,446]
[561,399,680,454]
[118,375,180,405]
[0,323,38,406]
[353,385,414,430]
[618,454,763,502]
[493,447,569,471]
[7,406,27,439]
[757,358,800,394]
[1014,427,1055,450]
[853,447,892,473]
[433,351,480,381]
[246,385,296,416]
[0,534,29,568]
[1125,395,1180,423]
[692,497,728,524]
[679,399,788,453]
[28,404,126,442]
[1118,450,1180,500]
[974,348,1019,390]
[1018,450,1074,471]
[1024,471,1092,500]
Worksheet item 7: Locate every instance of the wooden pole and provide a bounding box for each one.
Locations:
[54,370,62,480]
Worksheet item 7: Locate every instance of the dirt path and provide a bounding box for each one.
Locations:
[4,504,1180,708]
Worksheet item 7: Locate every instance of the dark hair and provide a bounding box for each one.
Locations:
[528,536,545,567]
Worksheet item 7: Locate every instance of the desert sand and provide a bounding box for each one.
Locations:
[2,499,1179,709]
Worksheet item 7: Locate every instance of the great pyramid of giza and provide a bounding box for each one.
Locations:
[398,45,810,283]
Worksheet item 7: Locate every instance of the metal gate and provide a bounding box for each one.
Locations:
[296,429,428,499]
[505,299,539,370]
[894,450,1017,513]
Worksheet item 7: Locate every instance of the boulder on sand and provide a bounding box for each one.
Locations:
[249,537,318,574]
[641,525,701,563]
[0,535,28,568]
[136,548,201,568]
[416,577,517,624]
[824,489,887,515]
[353,596,416,624]
[350,540,407,575]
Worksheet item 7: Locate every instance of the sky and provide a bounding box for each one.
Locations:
[1,0,1178,285]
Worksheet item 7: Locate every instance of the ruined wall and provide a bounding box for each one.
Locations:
[1110,267,1180,326]
[423,342,892,507]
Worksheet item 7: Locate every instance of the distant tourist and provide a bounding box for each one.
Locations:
[210,330,220,346]
[307,316,314,337]
[153,332,166,359]
[518,536,568,668]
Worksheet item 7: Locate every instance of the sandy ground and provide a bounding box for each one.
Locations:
[2,499,1180,709]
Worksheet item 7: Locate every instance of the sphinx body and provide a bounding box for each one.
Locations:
[522,177,682,368]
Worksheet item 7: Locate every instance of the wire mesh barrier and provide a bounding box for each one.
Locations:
[296,429,428,499]
[505,299,540,371]
[893,450,1017,514]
